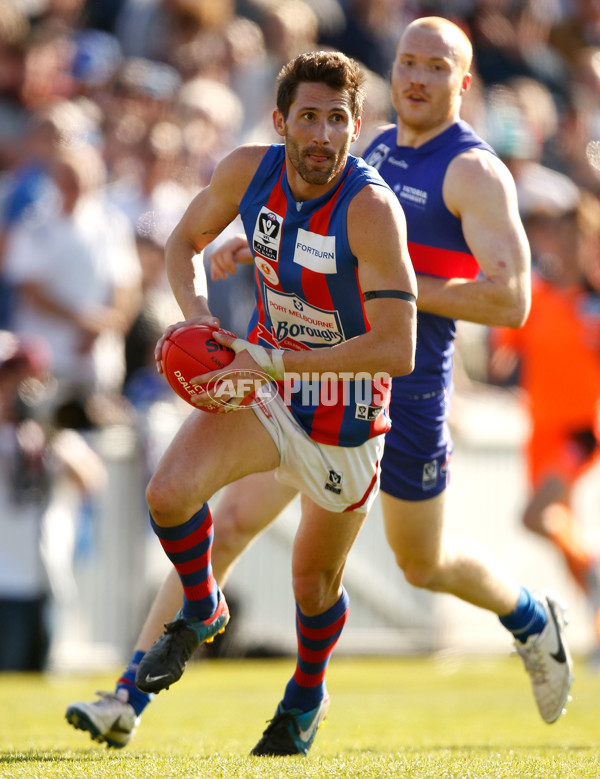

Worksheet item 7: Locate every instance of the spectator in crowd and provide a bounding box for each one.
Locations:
[319,0,400,78]
[467,0,569,98]
[0,330,105,671]
[0,0,32,170]
[2,143,142,410]
[106,119,195,246]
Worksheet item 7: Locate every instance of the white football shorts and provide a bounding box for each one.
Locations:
[252,387,385,514]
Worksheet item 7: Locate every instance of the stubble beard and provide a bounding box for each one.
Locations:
[287,136,348,186]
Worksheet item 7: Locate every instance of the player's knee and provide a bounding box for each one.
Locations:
[397,558,439,590]
[292,572,331,615]
[145,473,179,525]
[213,503,249,562]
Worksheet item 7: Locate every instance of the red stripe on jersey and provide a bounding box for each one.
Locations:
[253,161,288,341]
[263,161,287,264]
[298,180,348,437]
[248,264,262,345]
[409,241,480,280]
[299,172,345,309]
[308,382,345,443]
[353,263,392,440]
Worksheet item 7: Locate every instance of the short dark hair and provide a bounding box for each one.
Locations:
[276,50,365,121]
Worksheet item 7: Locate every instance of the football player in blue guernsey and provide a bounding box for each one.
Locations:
[360,16,572,724]
[66,19,572,754]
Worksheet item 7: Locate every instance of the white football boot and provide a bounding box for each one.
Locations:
[66,688,140,748]
[514,592,574,723]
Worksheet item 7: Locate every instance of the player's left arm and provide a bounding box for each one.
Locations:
[213,184,418,381]
[280,184,417,378]
[415,149,531,328]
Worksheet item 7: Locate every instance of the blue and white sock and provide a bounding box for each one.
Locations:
[499,587,547,643]
[116,650,153,715]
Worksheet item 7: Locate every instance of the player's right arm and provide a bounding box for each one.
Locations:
[164,144,267,320]
[415,149,531,328]
[155,144,267,371]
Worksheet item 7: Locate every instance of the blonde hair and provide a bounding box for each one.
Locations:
[403,16,473,73]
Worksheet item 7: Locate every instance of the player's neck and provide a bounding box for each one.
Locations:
[395,115,458,149]
[285,165,347,204]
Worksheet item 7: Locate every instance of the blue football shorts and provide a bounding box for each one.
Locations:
[380,386,453,502]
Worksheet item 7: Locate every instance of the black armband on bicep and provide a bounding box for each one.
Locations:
[363,290,416,304]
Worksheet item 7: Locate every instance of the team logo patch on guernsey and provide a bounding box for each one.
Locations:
[264,287,344,348]
[293,228,337,274]
[364,143,390,170]
[253,207,283,262]
[325,469,342,495]
[256,257,279,285]
[355,403,383,421]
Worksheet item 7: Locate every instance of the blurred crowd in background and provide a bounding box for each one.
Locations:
[2,0,600,671]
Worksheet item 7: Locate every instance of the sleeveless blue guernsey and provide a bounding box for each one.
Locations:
[239,144,392,447]
[363,120,496,395]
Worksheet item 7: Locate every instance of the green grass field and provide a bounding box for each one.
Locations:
[1,654,599,778]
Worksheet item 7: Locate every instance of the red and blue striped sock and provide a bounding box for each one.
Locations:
[282,587,349,713]
[149,505,218,621]
[116,650,152,715]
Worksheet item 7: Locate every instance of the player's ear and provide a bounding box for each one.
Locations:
[273,109,286,138]
[352,116,361,143]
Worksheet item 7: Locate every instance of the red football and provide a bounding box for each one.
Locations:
[161,325,235,410]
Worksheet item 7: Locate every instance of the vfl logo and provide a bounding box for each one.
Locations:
[260,212,280,238]
[253,207,283,262]
[324,469,342,495]
[355,403,383,421]
[364,143,390,170]
[422,460,438,491]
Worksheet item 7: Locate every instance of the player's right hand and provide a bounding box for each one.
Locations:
[154,315,221,374]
